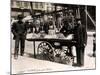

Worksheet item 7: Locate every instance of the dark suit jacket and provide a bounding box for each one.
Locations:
[73,24,87,47]
[11,21,27,39]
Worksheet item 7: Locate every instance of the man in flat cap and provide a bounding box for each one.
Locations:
[11,14,27,59]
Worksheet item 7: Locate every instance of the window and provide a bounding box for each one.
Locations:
[35,2,38,8]
[24,2,28,8]
[16,2,21,7]
[40,3,43,8]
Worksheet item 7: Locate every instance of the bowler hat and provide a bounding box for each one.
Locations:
[76,18,81,21]
[17,14,23,20]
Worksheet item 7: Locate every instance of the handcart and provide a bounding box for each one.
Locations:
[26,36,76,65]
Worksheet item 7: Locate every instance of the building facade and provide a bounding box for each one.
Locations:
[11,0,50,18]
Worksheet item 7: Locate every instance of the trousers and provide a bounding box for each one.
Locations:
[14,35,25,56]
[76,45,85,66]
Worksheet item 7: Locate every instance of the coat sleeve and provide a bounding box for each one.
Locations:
[82,26,87,45]
[11,22,17,35]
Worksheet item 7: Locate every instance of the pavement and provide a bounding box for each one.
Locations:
[11,32,96,75]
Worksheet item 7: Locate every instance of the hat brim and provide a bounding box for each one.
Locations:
[76,18,81,21]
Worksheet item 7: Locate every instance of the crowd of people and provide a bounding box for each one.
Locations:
[11,10,88,67]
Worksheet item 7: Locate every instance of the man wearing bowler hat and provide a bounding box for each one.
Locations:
[73,18,87,67]
[11,14,27,59]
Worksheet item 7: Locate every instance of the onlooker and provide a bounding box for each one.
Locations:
[73,19,87,67]
[11,14,27,59]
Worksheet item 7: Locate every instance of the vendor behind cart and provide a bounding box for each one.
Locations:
[33,18,41,34]
[60,17,73,37]
[43,15,54,34]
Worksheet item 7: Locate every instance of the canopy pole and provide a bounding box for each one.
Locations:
[85,6,87,31]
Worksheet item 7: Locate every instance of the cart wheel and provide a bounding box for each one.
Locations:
[37,41,54,61]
